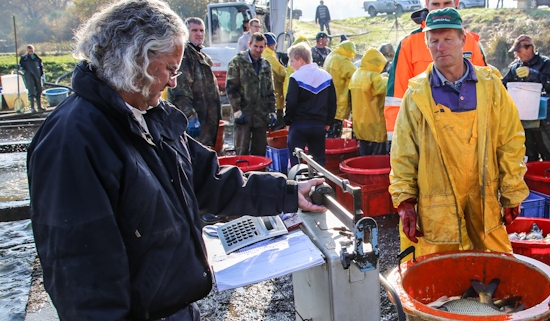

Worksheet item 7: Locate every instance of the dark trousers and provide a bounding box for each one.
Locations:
[288,124,326,166]
[319,19,331,35]
[234,124,267,156]
[359,140,387,156]
[525,127,550,161]
[153,303,200,321]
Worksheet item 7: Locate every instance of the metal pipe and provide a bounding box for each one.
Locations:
[379,273,406,321]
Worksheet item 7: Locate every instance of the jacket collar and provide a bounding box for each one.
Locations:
[72,61,187,142]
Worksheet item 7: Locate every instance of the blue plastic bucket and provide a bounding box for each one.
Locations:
[43,87,70,106]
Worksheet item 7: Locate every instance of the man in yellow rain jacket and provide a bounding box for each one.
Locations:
[323,40,357,138]
[349,48,388,155]
[263,32,287,130]
[389,8,528,257]
[384,0,486,142]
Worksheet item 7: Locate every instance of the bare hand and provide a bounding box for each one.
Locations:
[297,178,326,212]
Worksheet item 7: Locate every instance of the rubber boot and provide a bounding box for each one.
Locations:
[274,109,285,131]
[29,95,36,113]
[36,94,45,111]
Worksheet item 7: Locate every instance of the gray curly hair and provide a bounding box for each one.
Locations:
[73,0,188,98]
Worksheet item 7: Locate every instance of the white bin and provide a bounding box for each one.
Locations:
[1,74,27,93]
[507,82,542,120]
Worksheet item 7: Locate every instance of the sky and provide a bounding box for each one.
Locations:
[294,0,521,21]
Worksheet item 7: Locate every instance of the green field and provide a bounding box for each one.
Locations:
[1,7,550,84]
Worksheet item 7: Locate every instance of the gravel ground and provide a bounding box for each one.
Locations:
[196,213,401,321]
[25,214,401,321]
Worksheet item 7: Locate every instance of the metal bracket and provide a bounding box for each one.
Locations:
[340,217,379,272]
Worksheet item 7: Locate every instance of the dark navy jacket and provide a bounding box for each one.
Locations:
[27,61,299,321]
[502,53,550,95]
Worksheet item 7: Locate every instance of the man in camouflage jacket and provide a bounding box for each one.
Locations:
[226,33,276,156]
[168,17,221,147]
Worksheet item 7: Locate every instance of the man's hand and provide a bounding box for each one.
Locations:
[516,66,530,78]
[297,178,326,212]
[268,112,277,130]
[397,198,423,243]
[187,117,201,138]
[234,110,248,125]
[503,206,520,226]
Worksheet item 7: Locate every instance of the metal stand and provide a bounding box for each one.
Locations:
[385,2,407,44]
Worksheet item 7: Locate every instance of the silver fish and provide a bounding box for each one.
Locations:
[508,232,519,240]
[526,223,544,240]
[436,278,520,316]
[438,299,505,315]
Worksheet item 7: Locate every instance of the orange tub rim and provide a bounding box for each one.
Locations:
[386,250,550,321]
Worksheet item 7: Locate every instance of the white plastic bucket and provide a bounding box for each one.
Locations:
[507,82,542,120]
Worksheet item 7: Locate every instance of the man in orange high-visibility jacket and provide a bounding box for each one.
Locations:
[384,0,486,142]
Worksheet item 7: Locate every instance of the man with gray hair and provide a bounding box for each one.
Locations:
[26,1,325,320]
[168,17,221,148]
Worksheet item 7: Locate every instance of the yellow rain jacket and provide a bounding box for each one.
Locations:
[283,36,310,98]
[323,41,357,121]
[389,63,529,245]
[262,47,286,111]
[349,48,388,143]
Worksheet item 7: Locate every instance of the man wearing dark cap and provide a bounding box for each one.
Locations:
[390,8,528,258]
[262,32,287,129]
[311,32,331,67]
[502,35,550,162]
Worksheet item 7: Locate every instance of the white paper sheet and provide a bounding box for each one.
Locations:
[207,230,324,291]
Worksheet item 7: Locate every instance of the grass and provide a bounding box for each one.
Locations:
[1,7,550,81]
[292,7,550,71]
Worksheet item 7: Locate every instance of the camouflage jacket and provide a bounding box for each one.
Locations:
[226,51,276,128]
[168,42,221,146]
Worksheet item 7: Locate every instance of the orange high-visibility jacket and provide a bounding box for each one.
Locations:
[384,23,486,137]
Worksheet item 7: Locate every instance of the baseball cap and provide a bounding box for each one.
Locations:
[316,32,328,41]
[264,33,277,46]
[509,35,534,52]
[423,8,463,32]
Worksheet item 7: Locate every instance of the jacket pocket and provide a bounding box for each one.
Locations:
[418,193,461,244]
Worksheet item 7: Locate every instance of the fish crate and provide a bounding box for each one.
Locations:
[530,190,550,218]
[506,217,550,266]
[265,146,289,175]
[520,192,545,218]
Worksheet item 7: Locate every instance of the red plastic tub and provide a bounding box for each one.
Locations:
[506,217,550,266]
[387,250,550,321]
[339,155,391,186]
[218,155,272,172]
[324,138,359,174]
[213,120,229,153]
[336,156,395,217]
[267,128,288,149]
[525,161,550,195]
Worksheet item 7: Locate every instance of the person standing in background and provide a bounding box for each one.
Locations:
[349,48,388,156]
[311,32,331,68]
[315,0,331,36]
[168,17,221,147]
[323,40,357,138]
[284,42,336,166]
[502,35,550,162]
[384,0,486,144]
[237,18,262,52]
[227,33,277,156]
[19,44,45,112]
[262,32,287,130]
